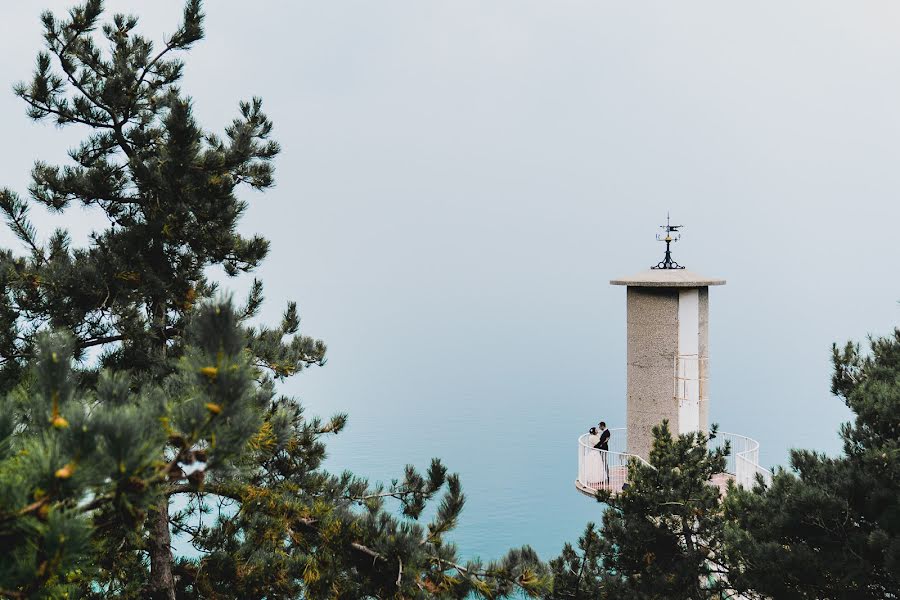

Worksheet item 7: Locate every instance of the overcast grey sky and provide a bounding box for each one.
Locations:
[2,0,899,556]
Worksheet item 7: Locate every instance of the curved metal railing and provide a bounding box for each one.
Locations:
[576,428,772,497]
[576,429,652,495]
[710,431,773,488]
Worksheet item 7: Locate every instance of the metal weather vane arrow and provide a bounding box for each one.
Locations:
[651,213,685,270]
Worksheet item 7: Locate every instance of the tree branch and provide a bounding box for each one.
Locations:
[48,31,116,121]
[18,94,114,129]
[79,327,179,349]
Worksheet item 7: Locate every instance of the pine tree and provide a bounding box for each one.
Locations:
[546,422,733,600]
[547,421,730,600]
[549,326,900,599]
[0,2,548,598]
[545,523,607,600]
[724,330,900,599]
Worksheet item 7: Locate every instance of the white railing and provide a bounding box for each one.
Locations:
[576,429,652,495]
[709,431,773,488]
[576,427,772,498]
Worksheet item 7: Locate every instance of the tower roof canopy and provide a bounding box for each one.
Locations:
[610,269,725,287]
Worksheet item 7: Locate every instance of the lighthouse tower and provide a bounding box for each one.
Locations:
[610,217,724,460]
[575,218,769,497]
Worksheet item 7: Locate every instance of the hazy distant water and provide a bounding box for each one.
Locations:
[296,309,851,564]
[294,288,862,563]
[308,365,842,563]
[313,393,605,561]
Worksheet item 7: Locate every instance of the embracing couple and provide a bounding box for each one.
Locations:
[587,421,610,452]
[586,422,611,485]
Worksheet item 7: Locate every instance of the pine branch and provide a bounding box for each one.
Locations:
[0,190,45,261]
[164,480,541,596]
[0,497,49,526]
[78,327,179,349]
[45,32,115,122]
[16,93,114,129]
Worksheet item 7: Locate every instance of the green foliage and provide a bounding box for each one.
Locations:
[724,329,900,599]
[0,2,548,598]
[549,327,900,599]
[0,0,291,389]
[546,423,732,600]
[546,523,607,600]
[0,306,227,597]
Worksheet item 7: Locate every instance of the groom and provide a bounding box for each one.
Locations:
[595,421,611,451]
[595,421,611,484]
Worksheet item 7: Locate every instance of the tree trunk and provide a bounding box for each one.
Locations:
[148,279,176,599]
[148,498,176,600]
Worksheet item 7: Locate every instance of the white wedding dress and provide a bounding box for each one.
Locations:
[585,434,606,486]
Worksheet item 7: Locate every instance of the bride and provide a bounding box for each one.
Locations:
[585,427,605,486]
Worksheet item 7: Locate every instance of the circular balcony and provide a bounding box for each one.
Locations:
[575,428,772,498]
[709,431,773,490]
[575,428,651,497]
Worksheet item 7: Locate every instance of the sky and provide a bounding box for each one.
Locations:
[1,0,899,559]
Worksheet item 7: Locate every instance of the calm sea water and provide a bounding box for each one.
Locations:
[164,276,863,566]
[295,311,853,565]
[314,398,605,562]
[173,381,610,563]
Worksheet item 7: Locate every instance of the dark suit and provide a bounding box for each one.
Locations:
[595,428,610,451]
[594,429,611,484]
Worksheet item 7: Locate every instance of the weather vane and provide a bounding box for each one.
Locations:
[651,213,685,270]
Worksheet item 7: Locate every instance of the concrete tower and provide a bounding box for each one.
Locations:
[610,269,724,460]
[611,216,724,460]
[576,219,768,497]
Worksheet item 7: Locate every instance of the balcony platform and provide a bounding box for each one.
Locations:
[575,428,770,498]
[574,465,633,497]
